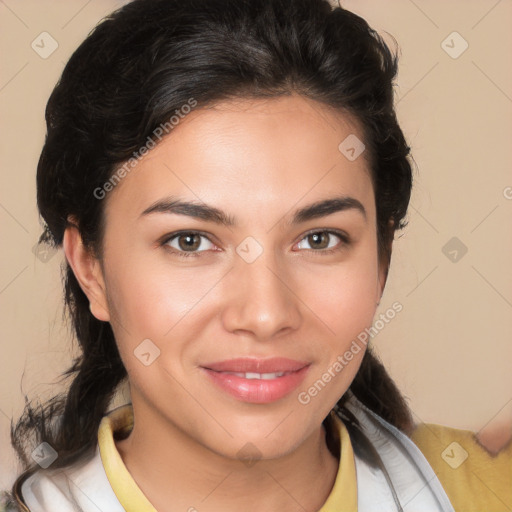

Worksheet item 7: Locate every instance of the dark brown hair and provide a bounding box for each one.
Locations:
[9,0,413,506]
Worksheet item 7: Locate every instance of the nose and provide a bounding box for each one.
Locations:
[220,243,302,341]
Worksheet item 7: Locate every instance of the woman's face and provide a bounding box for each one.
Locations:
[90,94,386,459]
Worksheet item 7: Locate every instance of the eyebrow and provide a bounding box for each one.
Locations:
[139,195,367,226]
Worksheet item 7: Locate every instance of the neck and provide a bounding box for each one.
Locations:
[115,398,340,512]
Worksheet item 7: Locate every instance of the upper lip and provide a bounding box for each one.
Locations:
[202,357,310,373]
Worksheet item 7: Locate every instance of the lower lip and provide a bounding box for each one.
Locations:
[201,366,310,404]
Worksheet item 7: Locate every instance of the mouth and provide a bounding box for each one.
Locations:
[217,370,295,379]
[200,357,311,404]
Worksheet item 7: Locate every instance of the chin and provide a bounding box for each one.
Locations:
[204,417,317,463]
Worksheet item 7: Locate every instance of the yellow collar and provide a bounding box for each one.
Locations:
[98,405,357,512]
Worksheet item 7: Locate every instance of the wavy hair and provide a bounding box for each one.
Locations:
[8,0,414,506]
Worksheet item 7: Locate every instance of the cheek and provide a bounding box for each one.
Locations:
[297,251,379,408]
[104,251,210,335]
[101,250,231,384]
[103,232,379,366]
[308,274,376,398]
[305,246,380,346]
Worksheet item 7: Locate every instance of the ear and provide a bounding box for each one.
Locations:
[62,219,110,322]
[377,255,389,301]
[377,221,394,302]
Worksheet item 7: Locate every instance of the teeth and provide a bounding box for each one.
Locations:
[223,371,287,379]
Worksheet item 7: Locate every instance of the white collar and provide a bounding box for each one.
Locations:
[342,392,455,512]
[20,396,455,512]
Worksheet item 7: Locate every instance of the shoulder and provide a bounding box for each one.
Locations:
[409,422,512,512]
[17,446,125,512]
[18,468,77,512]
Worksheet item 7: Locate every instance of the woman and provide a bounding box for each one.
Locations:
[3,0,510,510]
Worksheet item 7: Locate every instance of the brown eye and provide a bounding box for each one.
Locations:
[177,233,201,251]
[163,231,215,257]
[296,230,349,255]
[307,232,330,250]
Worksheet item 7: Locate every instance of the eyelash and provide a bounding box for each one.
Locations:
[160,229,351,259]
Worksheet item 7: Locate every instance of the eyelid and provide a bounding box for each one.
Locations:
[160,230,217,255]
[159,228,351,257]
[298,227,350,244]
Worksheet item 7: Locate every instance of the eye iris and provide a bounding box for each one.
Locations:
[309,232,329,249]
[178,233,201,251]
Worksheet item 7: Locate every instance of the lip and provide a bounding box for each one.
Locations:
[202,357,309,373]
[201,357,311,404]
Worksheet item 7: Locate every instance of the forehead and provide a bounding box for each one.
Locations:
[104,94,375,225]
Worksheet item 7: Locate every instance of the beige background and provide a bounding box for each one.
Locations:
[1,0,511,491]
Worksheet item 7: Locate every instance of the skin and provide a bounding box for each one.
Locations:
[64,94,389,512]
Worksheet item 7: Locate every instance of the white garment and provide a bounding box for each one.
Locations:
[343,393,455,512]
[20,395,455,512]
[20,446,124,512]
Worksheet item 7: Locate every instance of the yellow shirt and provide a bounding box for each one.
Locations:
[97,405,512,512]
[97,405,357,511]
[410,422,512,512]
